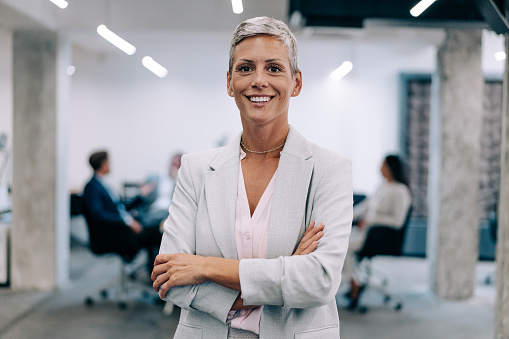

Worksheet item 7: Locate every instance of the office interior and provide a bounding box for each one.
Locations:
[0,0,507,338]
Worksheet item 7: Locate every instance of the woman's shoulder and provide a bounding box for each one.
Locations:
[287,126,350,166]
[307,141,351,167]
[182,147,226,169]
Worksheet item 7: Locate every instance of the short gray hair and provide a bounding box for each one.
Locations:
[229,17,299,75]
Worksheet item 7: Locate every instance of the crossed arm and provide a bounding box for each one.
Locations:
[151,221,325,310]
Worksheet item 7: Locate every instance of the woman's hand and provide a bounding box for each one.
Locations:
[293,222,324,256]
[151,253,208,298]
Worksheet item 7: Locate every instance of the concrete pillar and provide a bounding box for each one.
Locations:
[11,30,71,290]
[494,31,509,339]
[0,28,13,207]
[427,30,483,299]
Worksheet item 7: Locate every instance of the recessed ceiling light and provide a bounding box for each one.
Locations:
[142,57,168,78]
[231,0,243,14]
[330,61,353,81]
[49,0,68,9]
[410,0,437,17]
[66,65,76,76]
[97,25,136,56]
[494,51,507,61]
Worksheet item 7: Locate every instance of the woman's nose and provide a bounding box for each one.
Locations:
[251,69,268,88]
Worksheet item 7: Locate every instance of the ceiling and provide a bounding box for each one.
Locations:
[290,0,488,28]
[0,0,506,55]
[0,0,290,53]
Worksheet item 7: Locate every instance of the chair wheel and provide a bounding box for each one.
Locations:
[395,303,403,311]
[384,296,391,303]
[358,305,368,314]
[100,290,108,299]
[84,297,95,307]
[118,301,127,310]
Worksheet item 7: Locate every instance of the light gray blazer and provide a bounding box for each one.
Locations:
[159,126,353,339]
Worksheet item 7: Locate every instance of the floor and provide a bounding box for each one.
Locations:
[0,239,496,339]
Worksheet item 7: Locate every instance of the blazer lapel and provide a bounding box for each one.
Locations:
[267,126,314,258]
[204,134,241,260]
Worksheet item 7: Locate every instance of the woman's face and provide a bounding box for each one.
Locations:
[227,35,302,127]
[381,160,393,182]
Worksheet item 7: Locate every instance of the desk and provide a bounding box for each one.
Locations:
[0,221,10,285]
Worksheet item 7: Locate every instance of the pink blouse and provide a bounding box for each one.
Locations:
[228,149,277,334]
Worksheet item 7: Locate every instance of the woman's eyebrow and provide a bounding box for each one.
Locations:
[265,58,284,63]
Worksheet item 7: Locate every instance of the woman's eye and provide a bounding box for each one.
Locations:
[269,65,282,72]
[238,66,252,72]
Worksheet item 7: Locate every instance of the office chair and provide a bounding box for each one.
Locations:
[76,194,158,310]
[354,206,413,313]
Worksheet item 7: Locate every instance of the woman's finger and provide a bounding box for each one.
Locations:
[299,240,318,255]
[294,222,325,255]
[300,222,322,244]
[299,224,324,249]
[300,231,323,252]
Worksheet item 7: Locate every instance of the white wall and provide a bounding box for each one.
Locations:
[67,28,506,195]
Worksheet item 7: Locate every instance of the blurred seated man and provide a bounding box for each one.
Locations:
[81,150,162,273]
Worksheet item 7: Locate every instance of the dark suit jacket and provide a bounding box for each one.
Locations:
[81,175,143,256]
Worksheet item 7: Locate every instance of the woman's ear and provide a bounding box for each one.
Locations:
[227,71,234,97]
[291,70,303,97]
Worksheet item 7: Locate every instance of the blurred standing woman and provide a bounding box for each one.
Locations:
[152,17,353,339]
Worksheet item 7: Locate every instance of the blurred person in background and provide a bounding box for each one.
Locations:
[81,150,162,274]
[151,16,353,339]
[150,152,183,212]
[343,154,412,309]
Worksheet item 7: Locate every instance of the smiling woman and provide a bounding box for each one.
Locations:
[152,16,353,339]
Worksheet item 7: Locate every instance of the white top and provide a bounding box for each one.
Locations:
[353,181,412,229]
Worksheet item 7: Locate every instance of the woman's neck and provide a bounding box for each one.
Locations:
[241,122,289,156]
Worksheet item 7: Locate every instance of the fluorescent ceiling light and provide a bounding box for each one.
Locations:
[232,0,243,14]
[410,0,437,17]
[97,25,136,55]
[49,0,68,9]
[330,61,353,81]
[142,56,168,78]
[494,51,507,61]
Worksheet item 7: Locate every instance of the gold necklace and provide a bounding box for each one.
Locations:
[240,140,285,154]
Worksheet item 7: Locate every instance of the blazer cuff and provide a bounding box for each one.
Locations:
[189,281,239,323]
[239,258,284,306]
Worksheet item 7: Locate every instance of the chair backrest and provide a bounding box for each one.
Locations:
[358,206,413,260]
[489,210,497,243]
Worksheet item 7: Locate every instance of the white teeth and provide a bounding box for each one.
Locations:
[250,96,271,103]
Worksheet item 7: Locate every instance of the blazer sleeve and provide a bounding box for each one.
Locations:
[238,155,353,308]
[158,155,239,323]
